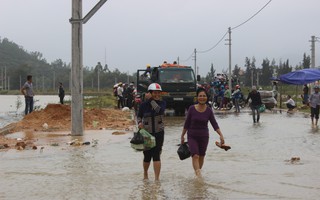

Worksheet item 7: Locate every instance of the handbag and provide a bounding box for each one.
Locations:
[177,142,191,160]
[130,130,144,144]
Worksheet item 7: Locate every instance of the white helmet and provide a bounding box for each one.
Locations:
[148,83,162,91]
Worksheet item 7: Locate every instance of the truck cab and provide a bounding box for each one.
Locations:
[137,64,199,115]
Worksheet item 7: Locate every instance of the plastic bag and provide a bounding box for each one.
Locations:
[131,143,145,151]
[177,142,191,160]
[258,104,266,113]
[139,129,156,150]
[130,130,144,144]
[131,129,156,151]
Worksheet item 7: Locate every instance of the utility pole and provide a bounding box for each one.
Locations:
[1,67,3,90]
[177,56,180,65]
[251,69,254,87]
[194,48,197,79]
[127,71,130,83]
[4,66,7,90]
[310,35,320,68]
[311,36,316,68]
[98,67,100,92]
[53,71,56,91]
[42,75,44,92]
[226,27,232,89]
[70,0,108,136]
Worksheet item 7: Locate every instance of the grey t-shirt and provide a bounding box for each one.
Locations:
[22,81,34,97]
[309,92,320,108]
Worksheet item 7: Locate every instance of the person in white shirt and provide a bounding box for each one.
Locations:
[117,82,124,109]
[309,85,320,125]
[284,95,296,111]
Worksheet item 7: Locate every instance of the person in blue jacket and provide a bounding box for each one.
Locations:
[137,83,166,181]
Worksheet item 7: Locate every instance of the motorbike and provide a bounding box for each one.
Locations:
[211,95,246,110]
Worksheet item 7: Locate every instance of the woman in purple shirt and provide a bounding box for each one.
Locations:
[181,87,226,177]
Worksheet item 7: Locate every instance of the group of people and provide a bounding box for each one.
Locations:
[137,83,226,180]
[20,75,65,116]
[206,82,244,112]
[113,82,135,109]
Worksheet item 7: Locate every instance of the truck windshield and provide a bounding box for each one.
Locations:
[159,69,195,83]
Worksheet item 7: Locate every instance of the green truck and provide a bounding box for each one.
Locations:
[136,63,199,115]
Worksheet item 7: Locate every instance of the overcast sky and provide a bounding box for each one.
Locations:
[1,0,320,76]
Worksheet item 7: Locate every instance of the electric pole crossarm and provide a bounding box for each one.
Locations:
[83,0,108,24]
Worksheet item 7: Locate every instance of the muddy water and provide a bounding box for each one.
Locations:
[1,110,320,199]
[0,95,71,128]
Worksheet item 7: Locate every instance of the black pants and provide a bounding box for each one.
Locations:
[59,95,64,104]
[118,96,124,108]
[286,103,295,109]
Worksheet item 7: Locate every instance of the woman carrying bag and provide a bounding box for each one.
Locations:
[181,87,227,177]
[137,83,166,181]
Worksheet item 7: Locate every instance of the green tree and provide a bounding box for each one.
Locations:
[278,59,292,76]
[205,63,215,83]
[260,58,273,86]
[244,57,251,86]
[302,53,311,69]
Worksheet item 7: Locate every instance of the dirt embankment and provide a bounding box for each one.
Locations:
[0,104,134,149]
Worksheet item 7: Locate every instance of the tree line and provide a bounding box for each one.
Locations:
[0,37,315,92]
[205,53,313,88]
[0,37,135,92]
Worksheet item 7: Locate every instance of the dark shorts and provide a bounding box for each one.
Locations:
[143,131,164,162]
[311,106,320,119]
[187,134,209,156]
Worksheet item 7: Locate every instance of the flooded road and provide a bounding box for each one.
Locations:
[1,109,320,199]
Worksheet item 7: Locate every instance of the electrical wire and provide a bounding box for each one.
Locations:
[231,0,272,30]
[180,0,273,59]
[179,51,194,62]
[198,30,229,54]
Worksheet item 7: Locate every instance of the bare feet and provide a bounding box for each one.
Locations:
[195,169,202,177]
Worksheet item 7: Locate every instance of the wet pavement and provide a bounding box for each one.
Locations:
[1,108,320,199]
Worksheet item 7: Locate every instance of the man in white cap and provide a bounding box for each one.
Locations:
[246,86,262,123]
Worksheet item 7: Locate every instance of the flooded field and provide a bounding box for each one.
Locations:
[1,108,320,199]
[0,95,71,128]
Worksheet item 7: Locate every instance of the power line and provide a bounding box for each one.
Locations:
[231,0,272,30]
[198,31,229,54]
[180,0,273,64]
[180,51,194,62]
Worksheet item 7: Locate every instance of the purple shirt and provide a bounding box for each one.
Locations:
[183,105,220,137]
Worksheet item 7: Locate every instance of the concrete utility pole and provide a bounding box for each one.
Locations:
[194,48,197,79]
[311,36,316,68]
[42,75,44,92]
[1,67,3,90]
[227,27,232,89]
[53,71,56,91]
[70,0,108,136]
[4,66,7,90]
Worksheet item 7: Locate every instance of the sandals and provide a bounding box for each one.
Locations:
[215,141,231,151]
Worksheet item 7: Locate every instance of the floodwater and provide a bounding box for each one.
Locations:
[0,95,71,128]
[1,95,320,199]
